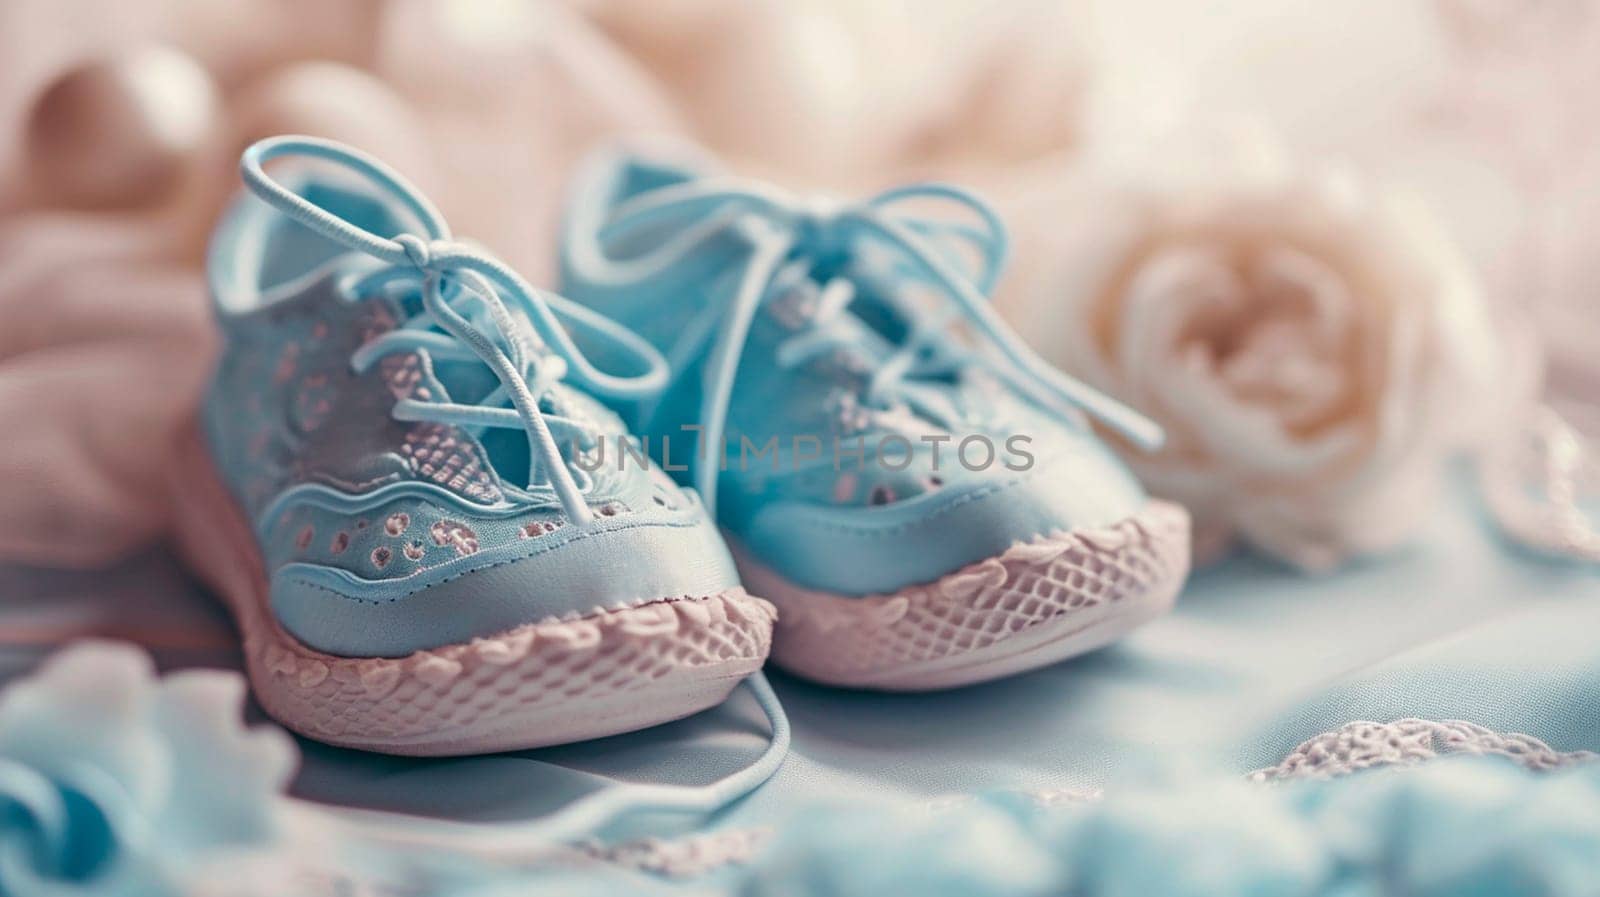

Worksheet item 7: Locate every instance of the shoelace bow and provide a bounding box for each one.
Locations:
[582,174,1165,516]
[242,136,669,527]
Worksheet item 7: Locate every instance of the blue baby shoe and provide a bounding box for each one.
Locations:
[560,147,1190,689]
[178,136,773,754]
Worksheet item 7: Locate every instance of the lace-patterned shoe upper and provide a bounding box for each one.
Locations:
[559,148,1169,598]
[203,137,741,658]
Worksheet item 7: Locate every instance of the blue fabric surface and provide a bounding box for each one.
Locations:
[1,475,1595,877]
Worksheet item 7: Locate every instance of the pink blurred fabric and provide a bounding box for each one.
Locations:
[0,0,683,567]
[0,214,213,565]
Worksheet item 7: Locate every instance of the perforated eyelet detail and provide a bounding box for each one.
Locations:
[430,520,480,556]
[833,472,859,504]
[520,520,563,539]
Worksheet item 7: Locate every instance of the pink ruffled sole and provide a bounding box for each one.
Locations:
[736,500,1191,690]
[170,425,774,756]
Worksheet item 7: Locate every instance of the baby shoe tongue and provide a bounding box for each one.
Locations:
[431,353,561,485]
[825,274,963,390]
[384,278,547,408]
[846,280,912,348]
[410,294,562,482]
[431,358,500,407]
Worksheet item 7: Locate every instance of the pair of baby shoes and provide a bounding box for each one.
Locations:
[176,136,1190,755]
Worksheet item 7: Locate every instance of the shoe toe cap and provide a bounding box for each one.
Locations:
[735,435,1148,596]
[269,501,739,657]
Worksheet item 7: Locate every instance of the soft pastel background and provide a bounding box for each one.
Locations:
[1,1,1598,894]
[3,0,1597,570]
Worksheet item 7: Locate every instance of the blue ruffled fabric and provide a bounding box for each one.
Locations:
[751,796,1058,897]
[405,755,1600,896]
[730,756,1600,897]
[0,642,294,897]
[0,645,1592,897]
[2,478,1595,896]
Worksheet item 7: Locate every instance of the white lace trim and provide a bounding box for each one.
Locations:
[1248,718,1598,783]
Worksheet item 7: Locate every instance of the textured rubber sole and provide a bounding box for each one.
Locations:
[169,425,775,756]
[736,500,1190,690]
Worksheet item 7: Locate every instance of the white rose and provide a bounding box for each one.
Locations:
[1015,147,1502,571]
